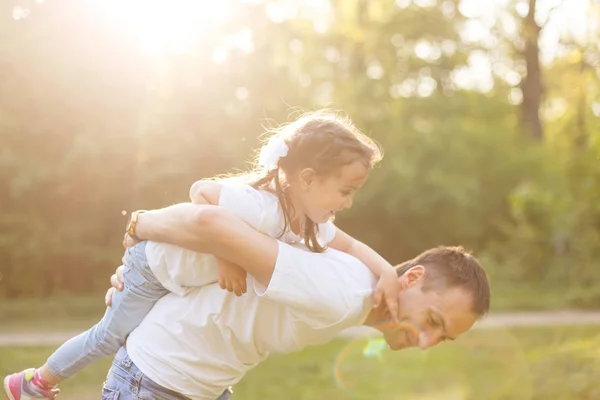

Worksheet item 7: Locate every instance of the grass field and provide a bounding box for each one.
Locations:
[0,296,107,333]
[1,325,599,400]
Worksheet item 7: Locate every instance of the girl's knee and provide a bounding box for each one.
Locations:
[91,327,126,357]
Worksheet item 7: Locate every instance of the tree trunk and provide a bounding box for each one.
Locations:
[521,0,544,140]
[574,49,588,148]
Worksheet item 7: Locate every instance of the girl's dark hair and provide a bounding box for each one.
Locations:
[229,110,382,252]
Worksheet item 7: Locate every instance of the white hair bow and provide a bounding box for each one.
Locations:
[258,136,289,171]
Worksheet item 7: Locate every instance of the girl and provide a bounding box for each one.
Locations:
[4,110,399,400]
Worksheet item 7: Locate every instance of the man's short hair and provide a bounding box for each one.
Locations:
[395,246,490,317]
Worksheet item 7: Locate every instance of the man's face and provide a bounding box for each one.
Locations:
[377,266,478,351]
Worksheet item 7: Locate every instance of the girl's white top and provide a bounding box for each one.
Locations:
[144,183,337,295]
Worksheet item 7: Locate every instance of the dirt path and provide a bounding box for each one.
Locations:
[2,310,600,346]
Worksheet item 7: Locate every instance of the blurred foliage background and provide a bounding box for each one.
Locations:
[0,0,599,310]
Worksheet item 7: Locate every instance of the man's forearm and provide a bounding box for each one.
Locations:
[135,203,207,251]
[134,203,279,285]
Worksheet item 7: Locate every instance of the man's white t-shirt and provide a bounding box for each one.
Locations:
[145,184,337,295]
[127,241,376,400]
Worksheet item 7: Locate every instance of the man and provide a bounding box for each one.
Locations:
[102,203,490,400]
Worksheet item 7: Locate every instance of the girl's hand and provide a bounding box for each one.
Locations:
[218,258,247,297]
[373,269,400,322]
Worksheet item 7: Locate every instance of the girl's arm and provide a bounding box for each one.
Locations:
[189,180,221,205]
[328,229,399,321]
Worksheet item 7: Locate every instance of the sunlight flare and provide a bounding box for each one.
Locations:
[90,0,232,55]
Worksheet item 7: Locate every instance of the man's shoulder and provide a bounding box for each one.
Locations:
[278,247,373,327]
[277,244,376,296]
[327,249,377,292]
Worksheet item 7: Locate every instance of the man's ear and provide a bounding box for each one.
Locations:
[298,168,317,190]
[398,265,426,289]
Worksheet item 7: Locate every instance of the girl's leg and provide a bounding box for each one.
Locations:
[4,242,169,399]
[46,241,168,380]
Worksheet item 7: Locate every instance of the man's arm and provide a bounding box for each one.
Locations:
[135,203,278,286]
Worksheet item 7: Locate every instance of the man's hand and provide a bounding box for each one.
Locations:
[373,269,400,322]
[105,265,125,307]
[218,258,247,297]
[123,233,137,249]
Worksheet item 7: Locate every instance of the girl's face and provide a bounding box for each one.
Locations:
[291,160,370,224]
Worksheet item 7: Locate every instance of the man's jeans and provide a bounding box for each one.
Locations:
[102,347,232,400]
